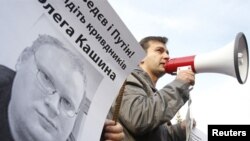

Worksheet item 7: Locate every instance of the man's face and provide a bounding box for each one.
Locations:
[9,44,85,141]
[142,40,169,77]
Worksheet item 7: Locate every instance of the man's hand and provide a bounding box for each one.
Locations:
[180,119,197,130]
[176,69,195,85]
[103,119,124,141]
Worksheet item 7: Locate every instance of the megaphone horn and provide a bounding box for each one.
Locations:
[165,32,249,84]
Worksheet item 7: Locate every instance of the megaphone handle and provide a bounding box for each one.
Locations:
[177,66,194,91]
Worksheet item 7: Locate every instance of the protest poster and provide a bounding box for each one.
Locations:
[0,0,144,141]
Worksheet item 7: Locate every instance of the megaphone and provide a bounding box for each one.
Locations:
[164,32,249,84]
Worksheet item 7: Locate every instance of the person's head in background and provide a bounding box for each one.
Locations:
[8,34,87,141]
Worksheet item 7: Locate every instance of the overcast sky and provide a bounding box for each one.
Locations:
[108,0,250,134]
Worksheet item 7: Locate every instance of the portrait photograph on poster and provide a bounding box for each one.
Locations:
[0,1,144,141]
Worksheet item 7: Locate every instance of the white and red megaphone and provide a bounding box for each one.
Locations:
[164,32,249,84]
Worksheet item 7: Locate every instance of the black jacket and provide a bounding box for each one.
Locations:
[0,65,16,141]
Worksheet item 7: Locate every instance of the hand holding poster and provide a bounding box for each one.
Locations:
[0,0,144,141]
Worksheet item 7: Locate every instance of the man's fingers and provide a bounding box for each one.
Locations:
[104,132,125,141]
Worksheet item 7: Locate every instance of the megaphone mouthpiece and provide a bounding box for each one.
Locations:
[165,55,196,74]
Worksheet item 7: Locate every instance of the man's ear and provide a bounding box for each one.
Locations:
[140,49,148,64]
[15,47,32,70]
[140,57,146,64]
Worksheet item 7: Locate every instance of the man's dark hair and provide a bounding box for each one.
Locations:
[139,36,168,52]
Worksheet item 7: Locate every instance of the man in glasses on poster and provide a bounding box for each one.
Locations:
[0,34,124,141]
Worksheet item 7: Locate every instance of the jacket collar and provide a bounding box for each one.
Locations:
[133,67,157,91]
